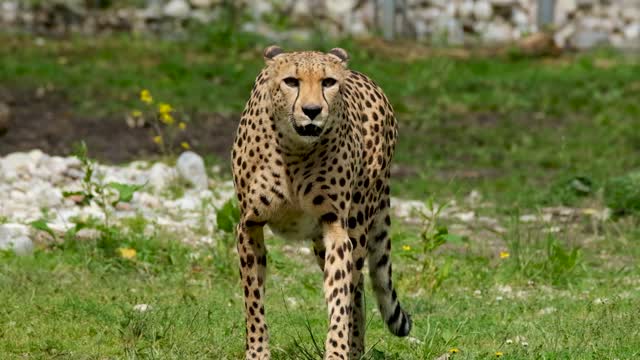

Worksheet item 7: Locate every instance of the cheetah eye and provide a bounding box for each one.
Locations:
[322,78,337,88]
[283,77,299,87]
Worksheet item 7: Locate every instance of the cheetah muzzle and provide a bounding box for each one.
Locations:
[231,45,412,360]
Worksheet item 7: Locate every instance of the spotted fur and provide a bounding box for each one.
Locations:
[231,46,411,360]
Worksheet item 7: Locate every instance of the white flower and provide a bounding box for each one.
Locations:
[133,304,152,312]
[593,297,609,305]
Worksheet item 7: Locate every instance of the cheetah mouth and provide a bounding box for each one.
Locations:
[293,123,323,137]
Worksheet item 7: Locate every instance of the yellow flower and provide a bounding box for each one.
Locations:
[160,112,175,125]
[402,245,411,251]
[130,109,142,118]
[118,247,137,259]
[178,122,187,130]
[495,352,504,358]
[449,348,460,354]
[153,136,163,144]
[500,251,510,259]
[140,89,153,104]
[181,141,191,150]
[157,102,173,114]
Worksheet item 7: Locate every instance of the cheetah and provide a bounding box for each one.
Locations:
[231,46,411,360]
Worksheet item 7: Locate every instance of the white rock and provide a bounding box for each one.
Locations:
[459,0,475,18]
[622,7,640,21]
[391,199,428,220]
[580,16,602,30]
[326,0,355,15]
[415,7,441,21]
[41,156,69,181]
[148,162,176,192]
[572,28,609,49]
[347,19,368,36]
[176,151,208,190]
[454,211,475,222]
[0,1,18,23]
[134,192,162,209]
[291,1,311,17]
[610,33,627,47]
[554,0,577,25]
[172,195,200,211]
[0,224,34,255]
[1,152,35,178]
[250,0,273,18]
[413,19,429,40]
[483,20,514,43]
[32,183,63,208]
[512,8,530,28]
[190,0,215,8]
[473,1,493,21]
[190,9,215,23]
[554,23,576,48]
[624,23,640,39]
[163,0,191,18]
[445,2,456,16]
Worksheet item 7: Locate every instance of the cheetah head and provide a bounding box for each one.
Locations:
[263,45,349,143]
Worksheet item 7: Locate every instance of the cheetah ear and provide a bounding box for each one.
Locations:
[328,48,349,65]
[264,45,284,63]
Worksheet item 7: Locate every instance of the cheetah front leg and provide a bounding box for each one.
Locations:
[314,233,365,359]
[320,220,360,359]
[236,221,270,360]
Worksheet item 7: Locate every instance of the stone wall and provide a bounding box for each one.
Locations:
[1,0,639,49]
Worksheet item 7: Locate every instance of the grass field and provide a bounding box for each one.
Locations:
[1,27,640,359]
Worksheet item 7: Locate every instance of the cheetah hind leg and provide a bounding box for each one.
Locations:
[367,205,412,337]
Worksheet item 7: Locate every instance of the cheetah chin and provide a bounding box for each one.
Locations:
[293,122,323,137]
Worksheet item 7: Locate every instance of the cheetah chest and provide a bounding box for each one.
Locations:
[267,207,321,241]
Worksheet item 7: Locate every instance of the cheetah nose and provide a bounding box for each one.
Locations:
[302,105,322,120]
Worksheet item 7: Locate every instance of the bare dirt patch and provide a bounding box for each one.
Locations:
[0,86,238,163]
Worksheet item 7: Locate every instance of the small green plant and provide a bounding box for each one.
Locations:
[31,142,143,243]
[405,199,466,292]
[547,175,594,205]
[604,170,640,215]
[62,141,143,228]
[211,198,241,275]
[544,236,581,285]
[216,198,240,234]
[506,220,582,286]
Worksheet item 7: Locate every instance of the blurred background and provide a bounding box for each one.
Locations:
[1,1,640,359]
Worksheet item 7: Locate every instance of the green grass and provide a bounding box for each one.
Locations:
[1,28,640,358]
[1,213,639,359]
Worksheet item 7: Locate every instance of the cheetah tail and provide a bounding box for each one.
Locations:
[369,254,412,337]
